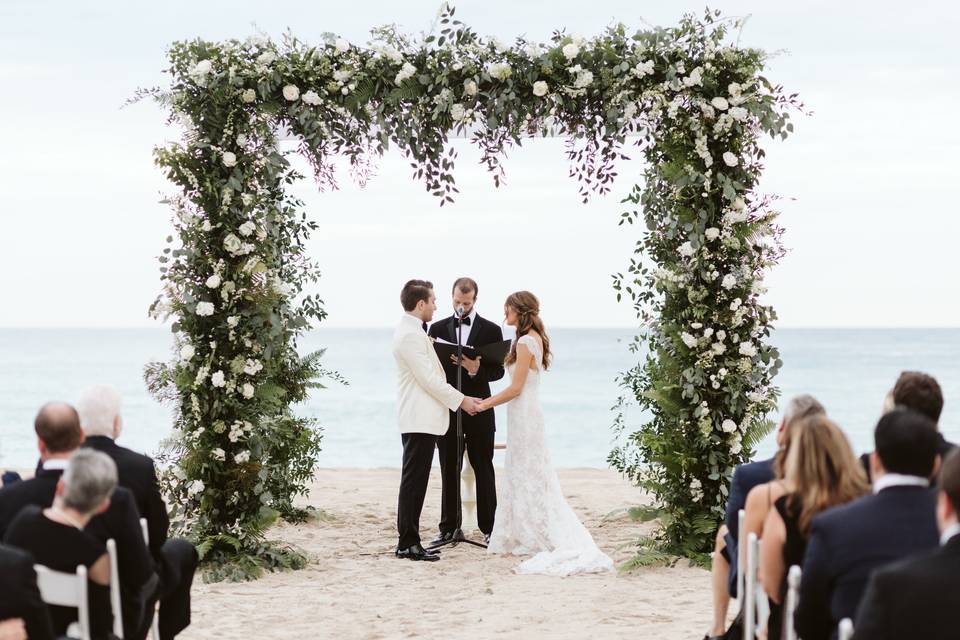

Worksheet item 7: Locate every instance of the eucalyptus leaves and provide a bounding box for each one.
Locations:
[142,4,798,575]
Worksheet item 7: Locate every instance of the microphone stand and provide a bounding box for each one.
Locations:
[427,308,487,551]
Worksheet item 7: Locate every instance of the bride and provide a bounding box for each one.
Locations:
[476,291,613,576]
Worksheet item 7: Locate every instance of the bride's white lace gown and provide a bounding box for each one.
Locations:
[487,334,614,576]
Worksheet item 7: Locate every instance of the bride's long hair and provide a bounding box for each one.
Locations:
[504,291,552,371]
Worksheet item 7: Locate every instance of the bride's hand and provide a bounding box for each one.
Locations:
[476,399,491,412]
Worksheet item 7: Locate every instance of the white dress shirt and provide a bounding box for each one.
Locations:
[42,458,70,471]
[454,309,477,346]
[872,473,930,494]
[940,522,960,546]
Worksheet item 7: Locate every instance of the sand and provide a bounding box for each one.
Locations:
[179,468,712,639]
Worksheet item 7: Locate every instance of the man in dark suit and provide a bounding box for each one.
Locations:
[428,277,505,544]
[853,448,960,639]
[0,402,156,640]
[77,385,197,640]
[0,543,56,640]
[796,408,940,640]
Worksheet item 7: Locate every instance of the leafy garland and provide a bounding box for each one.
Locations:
[141,4,798,577]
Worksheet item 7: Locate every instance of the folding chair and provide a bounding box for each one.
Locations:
[783,565,802,640]
[838,618,854,640]
[34,564,91,640]
[107,539,124,638]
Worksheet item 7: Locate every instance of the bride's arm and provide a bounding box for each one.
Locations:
[476,343,533,411]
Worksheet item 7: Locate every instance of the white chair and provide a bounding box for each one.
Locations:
[744,532,759,640]
[736,509,746,602]
[107,539,124,639]
[140,518,161,640]
[838,618,854,640]
[34,564,91,640]
[783,565,802,640]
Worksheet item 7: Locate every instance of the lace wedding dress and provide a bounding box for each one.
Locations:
[487,334,614,576]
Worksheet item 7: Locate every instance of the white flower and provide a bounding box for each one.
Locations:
[241,88,257,103]
[333,69,352,83]
[221,152,237,168]
[211,370,226,387]
[395,62,417,84]
[179,344,195,361]
[739,342,758,357]
[721,274,737,290]
[732,197,746,211]
[532,81,549,97]
[633,60,655,77]
[450,103,465,122]
[227,315,239,327]
[464,79,478,96]
[190,60,213,84]
[238,221,256,237]
[205,275,221,289]
[704,327,715,339]
[705,227,720,241]
[187,480,205,497]
[730,298,743,311]
[234,451,251,464]
[488,62,512,81]
[690,322,703,330]
[524,43,542,57]
[677,241,695,257]
[728,82,743,97]
[681,332,698,348]
[334,38,350,54]
[223,233,242,254]
[682,67,703,87]
[712,342,727,355]
[722,419,738,433]
[729,106,748,122]
[242,383,255,399]
[243,359,263,376]
[623,102,638,120]
[195,301,215,317]
[256,51,277,66]
[282,84,300,101]
[711,96,729,111]
[562,43,580,60]
[302,90,322,106]
[212,448,225,461]
[201,220,213,232]
[730,440,743,455]
[722,152,739,167]
[573,69,593,89]
[241,194,253,207]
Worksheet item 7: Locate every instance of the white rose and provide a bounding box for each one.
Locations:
[730,298,743,311]
[243,359,262,376]
[633,60,655,77]
[223,233,242,254]
[464,79,478,96]
[201,220,212,232]
[238,221,256,237]
[712,342,726,355]
[179,344,195,361]
[721,419,738,433]
[195,301,215,317]
[721,274,737,290]
[282,84,300,101]
[187,480,205,497]
[190,60,213,82]
[705,227,720,241]
[257,51,277,66]
[205,274,221,289]
[221,152,237,168]
[722,152,739,167]
[677,241,695,258]
[488,62,512,81]
[562,43,580,60]
[573,70,593,89]
[730,440,742,455]
[683,67,703,87]
[524,43,542,57]
[234,451,251,464]
[334,38,350,54]
[211,370,226,387]
[681,332,698,348]
[302,90,322,106]
[739,342,758,357]
[729,106,748,122]
[711,96,729,111]
[690,322,703,330]
[450,103,465,121]
[704,327,715,339]
[241,88,257,103]
[728,82,743,97]
[227,315,239,327]
[395,62,417,84]
[242,383,255,399]
[532,81,549,97]
[212,448,225,461]
[732,197,746,211]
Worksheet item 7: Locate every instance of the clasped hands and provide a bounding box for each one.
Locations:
[459,396,493,415]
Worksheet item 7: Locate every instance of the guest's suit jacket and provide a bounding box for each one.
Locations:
[393,314,465,435]
[429,313,505,432]
[0,543,56,640]
[852,534,960,640]
[795,485,939,640]
[0,467,157,640]
[723,457,775,595]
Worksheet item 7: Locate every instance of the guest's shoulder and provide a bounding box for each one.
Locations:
[0,541,34,569]
[811,492,876,530]
[735,457,775,484]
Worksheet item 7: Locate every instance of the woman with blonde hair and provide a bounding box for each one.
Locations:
[476,291,613,576]
[759,414,869,640]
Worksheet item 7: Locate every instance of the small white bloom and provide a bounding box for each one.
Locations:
[395,62,417,84]
[729,106,749,122]
[573,69,593,89]
[243,359,263,376]
[562,43,580,60]
[241,194,253,207]
[722,419,738,433]
[211,370,226,387]
[711,96,729,111]
[464,79,478,96]
[739,342,758,357]
[704,327,715,339]
[682,67,703,87]
[227,315,239,327]
[728,82,743,97]
[524,43,542,57]
[190,60,213,84]
[732,197,746,211]
[451,61,463,71]
[677,241,695,258]
[730,298,743,311]
[633,60,655,77]
[234,451,251,464]
[195,301,215,317]
[201,220,213,232]
[334,38,350,54]
[717,330,727,341]
[681,332,698,348]
[187,480,205,497]
[223,233,242,254]
[256,51,277,66]
[241,88,257,103]
[242,383,255,399]
[690,322,703,330]
[238,221,256,237]
[488,62,512,81]
[721,274,737,290]
[282,84,300,101]
[712,342,727,355]
[532,81,549,97]
[730,440,743,455]
[221,152,237,168]
[302,90,322,106]
[705,227,720,241]
[212,448,225,461]
[179,344,195,361]
[722,151,739,167]
[205,274,221,289]
[450,103,466,121]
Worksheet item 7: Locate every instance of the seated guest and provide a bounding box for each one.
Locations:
[0,543,56,640]
[861,371,954,482]
[78,385,198,640]
[853,449,960,639]
[705,394,825,640]
[0,402,156,640]
[3,449,117,639]
[759,415,868,640]
[1,471,21,487]
[796,408,941,640]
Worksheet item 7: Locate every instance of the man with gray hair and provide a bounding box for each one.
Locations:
[703,394,826,640]
[78,385,197,640]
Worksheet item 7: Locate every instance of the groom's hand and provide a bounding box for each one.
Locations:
[450,354,481,376]
[460,396,480,415]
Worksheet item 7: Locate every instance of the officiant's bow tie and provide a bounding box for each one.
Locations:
[458,316,472,326]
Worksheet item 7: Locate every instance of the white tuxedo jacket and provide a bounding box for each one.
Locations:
[393,314,465,435]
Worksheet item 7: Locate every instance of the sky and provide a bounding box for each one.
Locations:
[1,0,958,328]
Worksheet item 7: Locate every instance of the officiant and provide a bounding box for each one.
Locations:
[428,277,505,545]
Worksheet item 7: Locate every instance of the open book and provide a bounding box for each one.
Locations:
[432,338,513,365]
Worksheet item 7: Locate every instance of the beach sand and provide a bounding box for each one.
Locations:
[180,468,712,639]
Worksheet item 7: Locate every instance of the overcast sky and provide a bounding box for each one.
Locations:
[1,0,957,328]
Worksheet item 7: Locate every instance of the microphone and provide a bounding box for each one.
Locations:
[455,305,466,319]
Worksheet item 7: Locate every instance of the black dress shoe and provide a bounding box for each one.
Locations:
[396,544,440,561]
[483,533,491,545]
[429,531,455,546]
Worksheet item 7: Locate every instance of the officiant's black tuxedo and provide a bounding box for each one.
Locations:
[428,313,505,536]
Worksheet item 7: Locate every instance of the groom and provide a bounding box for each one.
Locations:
[428,277,505,545]
[393,279,480,561]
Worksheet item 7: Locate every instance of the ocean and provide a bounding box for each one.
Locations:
[1,328,958,469]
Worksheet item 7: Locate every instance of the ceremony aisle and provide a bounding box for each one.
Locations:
[182,468,711,639]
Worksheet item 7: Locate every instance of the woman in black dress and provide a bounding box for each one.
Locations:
[760,415,869,640]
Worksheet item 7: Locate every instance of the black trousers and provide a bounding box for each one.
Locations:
[397,432,438,549]
[438,420,496,535]
[152,538,199,640]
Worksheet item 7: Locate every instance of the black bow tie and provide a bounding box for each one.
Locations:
[458,316,471,326]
